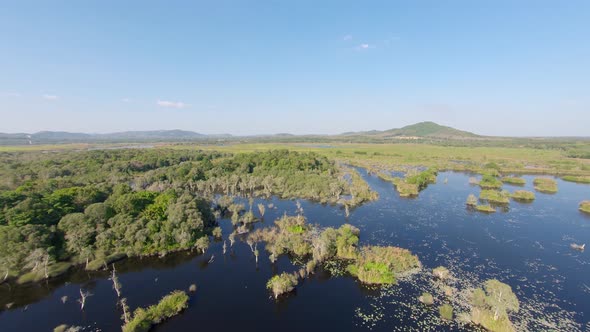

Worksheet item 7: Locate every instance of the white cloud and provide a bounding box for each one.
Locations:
[342,34,353,41]
[122,98,132,103]
[157,100,188,109]
[43,94,59,101]
[2,91,21,97]
[355,43,373,51]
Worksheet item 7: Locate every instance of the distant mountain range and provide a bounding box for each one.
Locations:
[1,122,584,146]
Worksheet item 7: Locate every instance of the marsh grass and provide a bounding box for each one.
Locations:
[562,175,590,184]
[533,177,558,193]
[501,177,526,186]
[475,205,496,213]
[510,190,535,202]
[479,190,510,204]
[579,201,590,214]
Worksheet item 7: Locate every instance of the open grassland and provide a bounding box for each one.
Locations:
[3,142,590,176]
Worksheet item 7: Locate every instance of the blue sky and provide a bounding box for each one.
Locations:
[0,1,588,136]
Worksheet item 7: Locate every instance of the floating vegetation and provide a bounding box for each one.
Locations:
[475,205,496,213]
[579,201,590,214]
[562,175,590,184]
[501,177,526,186]
[533,177,558,193]
[510,190,536,202]
[480,190,510,204]
[479,175,503,189]
[468,279,519,332]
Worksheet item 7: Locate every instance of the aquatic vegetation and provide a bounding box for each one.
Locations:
[405,167,438,190]
[122,290,189,332]
[380,168,437,197]
[479,175,503,189]
[479,190,510,204]
[469,177,479,185]
[510,190,535,201]
[579,201,590,214]
[419,292,434,305]
[469,279,519,332]
[501,177,526,186]
[347,246,421,285]
[266,272,299,299]
[392,178,419,197]
[562,175,590,184]
[475,204,496,213]
[439,304,453,320]
[53,325,81,332]
[533,177,558,193]
[466,194,478,206]
[432,266,451,280]
[195,236,210,254]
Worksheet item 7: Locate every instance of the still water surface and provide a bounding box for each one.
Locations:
[1,170,588,331]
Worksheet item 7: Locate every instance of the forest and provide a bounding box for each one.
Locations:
[0,149,374,283]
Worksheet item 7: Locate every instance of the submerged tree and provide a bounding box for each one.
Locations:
[78,288,92,311]
[195,236,210,254]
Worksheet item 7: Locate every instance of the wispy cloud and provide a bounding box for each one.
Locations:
[43,94,59,101]
[355,43,374,51]
[157,100,188,109]
[122,98,132,103]
[342,34,353,41]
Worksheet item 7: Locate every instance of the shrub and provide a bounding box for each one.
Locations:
[439,304,453,320]
[122,290,189,332]
[267,272,298,299]
[433,266,451,280]
[212,227,222,239]
[347,246,420,285]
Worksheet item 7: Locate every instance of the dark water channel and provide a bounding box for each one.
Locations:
[1,169,589,331]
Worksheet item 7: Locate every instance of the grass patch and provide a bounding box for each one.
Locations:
[562,175,590,184]
[86,253,127,271]
[580,201,590,214]
[122,290,189,332]
[533,177,558,193]
[501,177,526,186]
[479,190,510,204]
[16,262,72,284]
[510,190,535,201]
[475,205,496,213]
[419,292,434,305]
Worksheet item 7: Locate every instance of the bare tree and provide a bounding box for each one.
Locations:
[222,240,227,255]
[229,232,236,247]
[257,203,266,218]
[119,298,131,324]
[78,288,93,311]
[111,265,122,298]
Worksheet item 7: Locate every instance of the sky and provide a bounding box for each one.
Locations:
[0,1,589,136]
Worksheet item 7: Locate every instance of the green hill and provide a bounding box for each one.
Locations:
[345,122,480,139]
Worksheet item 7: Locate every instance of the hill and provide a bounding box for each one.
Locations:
[344,122,480,139]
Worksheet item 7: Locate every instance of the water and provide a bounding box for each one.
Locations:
[1,170,589,331]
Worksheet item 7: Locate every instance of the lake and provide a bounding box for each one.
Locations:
[1,169,589,331]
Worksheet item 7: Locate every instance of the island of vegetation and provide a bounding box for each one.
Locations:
[500,177,526,186]
[580,201,590,214]
[533,177,558,193]
[562,175,590,184]
[510,190,535,202]
[122,290,189,332]
[479,190,510,204]
[475,204,496,213]
[378,167,437,197]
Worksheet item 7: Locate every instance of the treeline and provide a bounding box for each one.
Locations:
[0,149,367,283]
